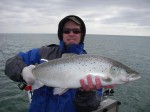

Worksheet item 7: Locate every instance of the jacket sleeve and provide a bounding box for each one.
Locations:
[74,90,101,112]
[5,48,40,82]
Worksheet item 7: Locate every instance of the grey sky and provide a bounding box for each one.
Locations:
[0,0,150,36]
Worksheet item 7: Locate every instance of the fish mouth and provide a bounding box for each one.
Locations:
[127,74,141,81]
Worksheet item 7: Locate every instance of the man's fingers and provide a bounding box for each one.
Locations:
[80,75,113,91]
[95,76,101,89]
[80,79,90,91]
[87,75,94,89]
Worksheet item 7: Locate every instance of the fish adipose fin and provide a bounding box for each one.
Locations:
[53,88,69,95]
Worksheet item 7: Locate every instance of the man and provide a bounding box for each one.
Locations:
[5,15,111,112]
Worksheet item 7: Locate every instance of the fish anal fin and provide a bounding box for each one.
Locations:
[53,88,69,95]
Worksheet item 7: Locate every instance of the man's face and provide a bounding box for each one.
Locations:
[62,20,82,45]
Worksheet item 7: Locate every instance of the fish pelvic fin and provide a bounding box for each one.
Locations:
[53,88,69,95]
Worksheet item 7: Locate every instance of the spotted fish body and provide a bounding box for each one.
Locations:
[32,54,141,91]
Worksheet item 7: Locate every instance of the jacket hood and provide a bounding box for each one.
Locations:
[57,15,86,44]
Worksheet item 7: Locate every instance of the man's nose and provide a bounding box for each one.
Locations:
[68,31,75,35]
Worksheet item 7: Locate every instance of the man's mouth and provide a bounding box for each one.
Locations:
[67,39,76,41]
[67,39,76,43]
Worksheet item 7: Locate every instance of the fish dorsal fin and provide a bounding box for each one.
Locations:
[61,53,78,58]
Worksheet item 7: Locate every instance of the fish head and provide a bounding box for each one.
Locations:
[109,63,141,84]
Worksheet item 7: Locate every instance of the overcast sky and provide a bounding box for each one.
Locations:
[0,0,150,36]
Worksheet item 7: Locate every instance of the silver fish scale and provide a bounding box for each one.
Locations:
[32,55,113,87]
[34,55,113,74]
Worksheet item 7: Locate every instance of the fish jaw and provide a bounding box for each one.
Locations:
[119,73,141,83]
[127,74,141,81]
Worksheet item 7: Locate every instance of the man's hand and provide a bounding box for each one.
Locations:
[80,75,114,91]
[21,65,36,85]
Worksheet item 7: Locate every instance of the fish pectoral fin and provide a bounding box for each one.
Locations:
[53,88,69,95]
[101,76,112,82]
[32,80,44,90]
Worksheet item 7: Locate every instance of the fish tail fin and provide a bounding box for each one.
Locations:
[32,80,44,90]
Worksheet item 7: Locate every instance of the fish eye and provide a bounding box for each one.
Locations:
[110,66,120,75]
[112,66,118,71]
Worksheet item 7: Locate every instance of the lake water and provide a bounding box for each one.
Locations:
[0,34,150,112]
